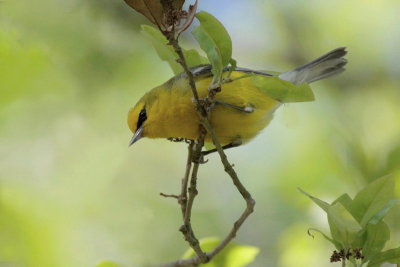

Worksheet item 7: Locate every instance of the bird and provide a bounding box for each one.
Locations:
[127,47,347,153]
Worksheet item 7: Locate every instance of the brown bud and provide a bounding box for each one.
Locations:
[124,0,186,31]
[330,250,342,262]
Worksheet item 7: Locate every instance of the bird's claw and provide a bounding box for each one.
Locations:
[193,154,209,164]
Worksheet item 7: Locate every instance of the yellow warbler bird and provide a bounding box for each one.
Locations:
[128,47,347,152]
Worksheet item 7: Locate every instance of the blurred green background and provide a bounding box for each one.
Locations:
[1,0,399,266]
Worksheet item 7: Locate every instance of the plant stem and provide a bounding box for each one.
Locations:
[179,142,194,218]
[162,30,255,267]
[167,34,208,264]
[168,38,202,110]
[199,117,255,259]
[179,133,209,263]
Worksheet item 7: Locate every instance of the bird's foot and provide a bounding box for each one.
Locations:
[167,137,194,144]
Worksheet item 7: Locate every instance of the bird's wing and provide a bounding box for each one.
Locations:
[187,65,276,78]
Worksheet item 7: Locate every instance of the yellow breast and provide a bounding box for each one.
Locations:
[143,71,281,145]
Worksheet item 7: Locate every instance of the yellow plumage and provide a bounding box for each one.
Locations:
[128,71,280,145]
[128,48,347,148]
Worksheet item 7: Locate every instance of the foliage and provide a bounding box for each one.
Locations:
[192,11,233,86]
[141,10,235,87]
[182,238,259,267]
[141,24,207,74]
[0,1,399,267]
[301,176,400,266]
[252,76,315,103]
[141,10,319,102]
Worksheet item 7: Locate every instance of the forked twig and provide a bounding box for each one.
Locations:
[160,8,255,267]
[176,0,198,38]
[178,131,209,263]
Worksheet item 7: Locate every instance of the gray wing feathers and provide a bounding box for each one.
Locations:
[189,65,273,77]
[187,47,347,85]
[279,47,348,85]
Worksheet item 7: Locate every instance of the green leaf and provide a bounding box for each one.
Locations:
[298,188,330,212]
[141,25,208,74]
[184,48,209,66]
[182,237,219,259]
[182,237,259,267]
[386,144,400,172]
[307,228,342,250]
[225,58,238,79]
[367,248,400,266]
[192,25,223,85]
[192,11,232,86]
[95,261,123,267]
[252,76,315,103]
[229,58,237,70]
[362,221,390,262]
[225,245,259,267]
[351,175,395,226]
[368,199,400,225]
[331,193,363,248]
[332,194,354,215]
[195,11,232,67]
[141,25,182,74]
[327,202,362,247]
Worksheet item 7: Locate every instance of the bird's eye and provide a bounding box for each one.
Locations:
[136,108,147,130]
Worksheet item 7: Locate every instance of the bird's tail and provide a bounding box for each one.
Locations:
[279,47,348,85]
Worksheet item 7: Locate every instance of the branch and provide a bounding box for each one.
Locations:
[179,132,209,263]
[162,23,255,267]
[198,116,256,259]
[178,142,194,218]
[167,33,209,264]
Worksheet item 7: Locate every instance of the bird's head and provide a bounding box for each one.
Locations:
[127,99,148,146]
[127,81,193,145]
[127,87,166,145]
[127,88,159,146]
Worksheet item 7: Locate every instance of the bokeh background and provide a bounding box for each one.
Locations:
[1,0,399,266]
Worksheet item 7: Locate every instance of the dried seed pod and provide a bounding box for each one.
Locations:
[124,0,187,32]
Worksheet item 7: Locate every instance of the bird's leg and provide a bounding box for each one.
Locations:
[202,140,243,156]
[215,100,255,113]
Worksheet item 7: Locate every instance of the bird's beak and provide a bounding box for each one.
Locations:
[129,126,144,146]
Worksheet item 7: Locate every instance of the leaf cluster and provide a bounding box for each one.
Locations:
[140,10,315,102]
[141,24,207,74]
[300,175,400,266]
[140,10,235,89]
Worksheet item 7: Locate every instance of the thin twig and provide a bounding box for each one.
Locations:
[161,257,202,267]
[179,142,194,218]
[160,193,180,199]
[162,19,255,266]
[168,38,204,115]
[176,0,198,38]
[167,34,209,264]
[179,131,209,263]
[199,117,256,258]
